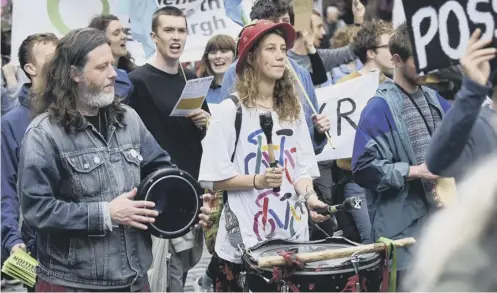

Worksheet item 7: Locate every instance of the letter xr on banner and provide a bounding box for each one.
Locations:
[402,0,497,74]
[315,70,380,161]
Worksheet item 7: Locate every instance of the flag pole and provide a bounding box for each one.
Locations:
[285,60,335,149]
[237,7,335,149]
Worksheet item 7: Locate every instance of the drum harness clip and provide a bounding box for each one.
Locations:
[341,252,368,292]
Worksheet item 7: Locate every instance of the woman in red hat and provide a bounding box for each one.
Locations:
[199,20,329,292]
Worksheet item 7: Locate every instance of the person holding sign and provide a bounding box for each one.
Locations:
[288,10,359,87]
[351,22,451,287]
[220,0,331,155]
[288,0,366,87]
[199,20,329,292]
[330,19,394,244]
[425,29,497,182]
[127,6,210,292]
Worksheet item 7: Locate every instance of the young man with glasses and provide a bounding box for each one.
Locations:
[328,20,394,244]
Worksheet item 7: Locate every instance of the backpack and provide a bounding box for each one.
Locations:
[204,95,242,254]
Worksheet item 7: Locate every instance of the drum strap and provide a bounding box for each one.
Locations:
[270,250,304,292]
[377,237,397,292]
[222,95,243,203]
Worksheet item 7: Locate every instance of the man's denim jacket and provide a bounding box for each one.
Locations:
[18,105,175,290]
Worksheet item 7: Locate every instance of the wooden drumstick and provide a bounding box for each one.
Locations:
[257,237,416,268]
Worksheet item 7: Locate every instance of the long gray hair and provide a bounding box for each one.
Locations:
[404,153,497,291]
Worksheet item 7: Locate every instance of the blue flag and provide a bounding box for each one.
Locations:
[224,0,249,26]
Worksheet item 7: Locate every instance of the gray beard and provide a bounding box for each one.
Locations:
[79,88,115,109]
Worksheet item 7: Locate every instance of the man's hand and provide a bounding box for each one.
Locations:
[10,243,26,255]
[460,28,497,86]
[195,193,213,229]
[186,109,210,129]
[302,30,317,54]
[408,163,440,181]
[109,188,159,230]
[312,114,331,133]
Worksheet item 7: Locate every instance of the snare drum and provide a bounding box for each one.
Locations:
[242,237,383,292]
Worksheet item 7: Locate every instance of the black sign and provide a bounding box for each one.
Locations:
[402,0,497,74]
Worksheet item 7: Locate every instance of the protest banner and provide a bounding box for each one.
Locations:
[402,0,497,74]
[10,0,252,65]
[315,70,380,161]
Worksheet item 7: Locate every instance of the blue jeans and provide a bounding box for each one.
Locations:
[343,182,372,243]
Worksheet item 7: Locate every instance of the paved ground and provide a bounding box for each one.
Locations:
[184,246,211,292]
[1,246,212,293]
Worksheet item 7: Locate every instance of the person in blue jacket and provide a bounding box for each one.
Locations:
[425,29,497,182]
[1,33,58,265]
[351,23,451,289]
[1,32,136,267]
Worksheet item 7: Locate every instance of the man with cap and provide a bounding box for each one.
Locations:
[199,19,329,292]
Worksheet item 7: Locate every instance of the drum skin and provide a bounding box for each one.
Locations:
[243,237,383,292]
[136,168,202,239]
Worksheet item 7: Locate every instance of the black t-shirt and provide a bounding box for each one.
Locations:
[128,64,209,180]
[85,109,108,140]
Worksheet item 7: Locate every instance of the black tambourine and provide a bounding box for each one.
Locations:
[136,168,202,239]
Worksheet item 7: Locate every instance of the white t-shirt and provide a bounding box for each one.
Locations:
[199,96,320,263]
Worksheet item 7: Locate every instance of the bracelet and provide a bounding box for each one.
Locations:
[253,174,262,190]
[303,190,317,203]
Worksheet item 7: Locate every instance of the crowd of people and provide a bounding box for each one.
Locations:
[1,0,497,292]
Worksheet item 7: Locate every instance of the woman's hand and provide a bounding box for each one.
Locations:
[306,193,331,223]
[196,193,213,229]
[255,167,283,189]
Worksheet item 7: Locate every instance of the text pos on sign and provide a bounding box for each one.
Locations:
[402,0,497,75]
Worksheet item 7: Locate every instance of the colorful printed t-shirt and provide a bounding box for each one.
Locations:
[199,95,320,263]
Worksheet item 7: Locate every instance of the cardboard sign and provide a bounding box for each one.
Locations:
[293,0,314,32]
[315,70,380,161]
[402,0,497,74]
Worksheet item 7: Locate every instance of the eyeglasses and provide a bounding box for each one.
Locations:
[374,44,388,49]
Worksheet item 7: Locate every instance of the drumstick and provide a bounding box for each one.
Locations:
[257,237,416,268]
[259,112,280,192]
[314,197,362,216]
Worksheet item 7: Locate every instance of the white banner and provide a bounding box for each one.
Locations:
[11,0,252,65]
[315,70,380,161]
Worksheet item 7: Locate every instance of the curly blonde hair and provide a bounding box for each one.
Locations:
[236,30,301,123]
[332,25,361,48]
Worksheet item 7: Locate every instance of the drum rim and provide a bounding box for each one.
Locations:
[143,173,200,238]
